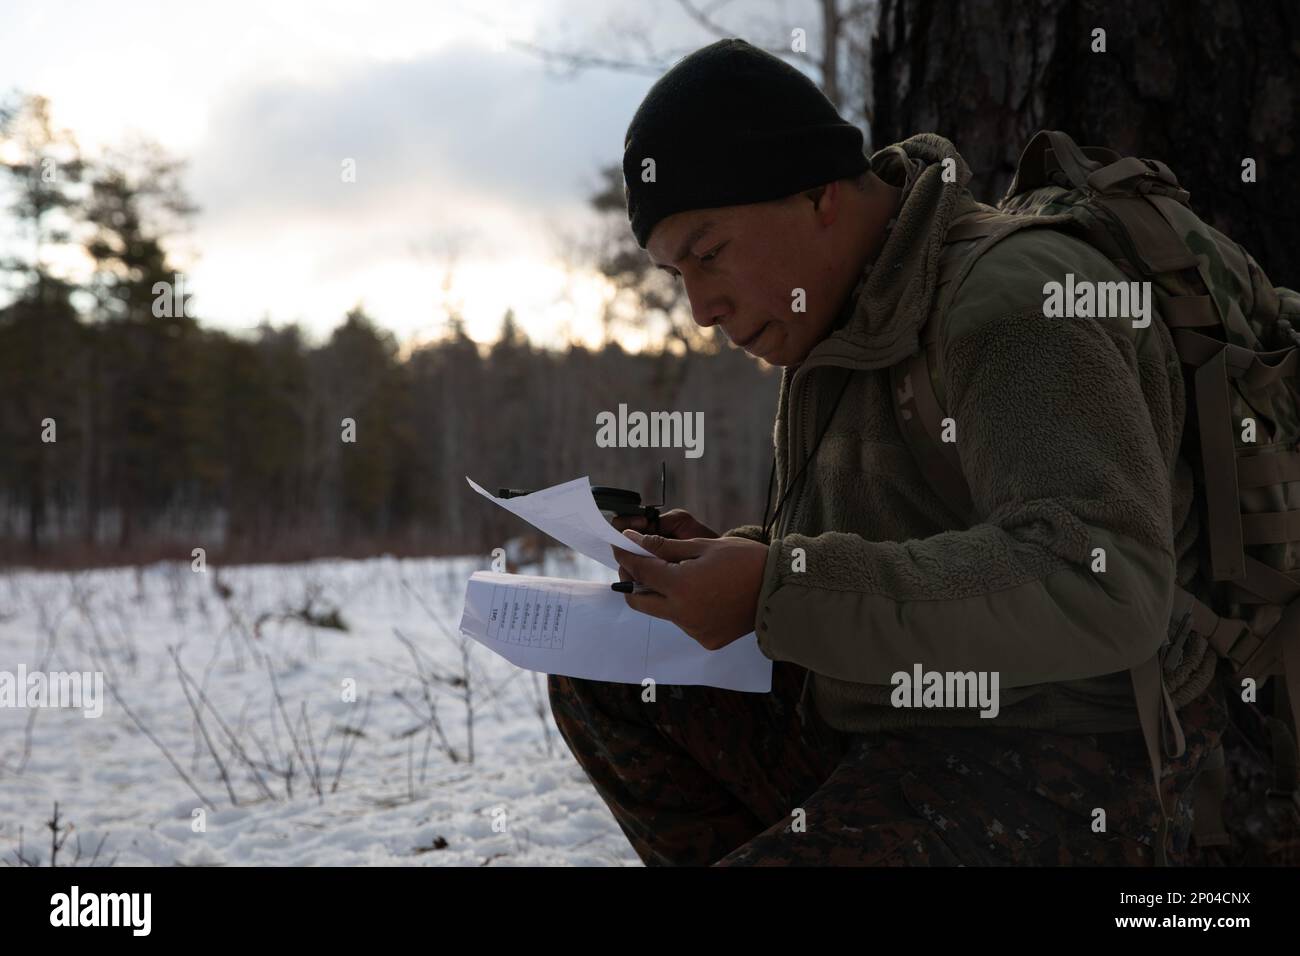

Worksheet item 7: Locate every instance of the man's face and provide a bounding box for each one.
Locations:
[645,190,842,367]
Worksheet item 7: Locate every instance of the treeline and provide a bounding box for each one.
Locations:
[1,305,778,565]
[0,95,777,567]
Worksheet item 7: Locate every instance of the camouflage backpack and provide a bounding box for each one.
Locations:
[890,129,1300,865]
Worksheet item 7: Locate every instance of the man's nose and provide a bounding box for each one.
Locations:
[683,279,728,329]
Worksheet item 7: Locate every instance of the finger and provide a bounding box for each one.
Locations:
[622,589,674,621]
[622,529,710,562]
[655,511,690,538]
[610,535,657,569]
[612,547,675,592]
[658,509,693,527]
[611,515,649,532]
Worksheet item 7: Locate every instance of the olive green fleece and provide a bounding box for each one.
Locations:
[723,133,1217,734]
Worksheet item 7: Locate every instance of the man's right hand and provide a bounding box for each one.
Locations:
[611,508,719,541]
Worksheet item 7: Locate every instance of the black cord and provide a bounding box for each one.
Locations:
[761,369,854,541]
[760,457,777,540]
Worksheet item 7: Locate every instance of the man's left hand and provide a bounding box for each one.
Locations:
[611,529,769,650]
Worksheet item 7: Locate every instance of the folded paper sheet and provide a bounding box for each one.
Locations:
[465,475,654,570]
[458,570,772,692]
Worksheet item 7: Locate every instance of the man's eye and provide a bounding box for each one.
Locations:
[699,243,724,263]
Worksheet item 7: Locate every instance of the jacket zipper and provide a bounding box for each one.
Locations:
[781,353,868,539]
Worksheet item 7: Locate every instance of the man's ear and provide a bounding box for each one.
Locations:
[803,184,828,208]
[803,181,840,225]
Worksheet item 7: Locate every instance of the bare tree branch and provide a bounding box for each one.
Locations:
[673,0,791,58]
[170,646,239,806]
[675,0,736,38]
[507,37,674,76]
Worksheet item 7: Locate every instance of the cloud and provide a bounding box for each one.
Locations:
[171,39,663,337]
[188,43,649,242]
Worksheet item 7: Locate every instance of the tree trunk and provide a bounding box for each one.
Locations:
[870,0,1298,279]
[870,0,1300,865]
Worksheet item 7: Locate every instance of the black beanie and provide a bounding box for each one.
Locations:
[622,38,869,249]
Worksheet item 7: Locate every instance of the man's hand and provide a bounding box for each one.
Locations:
[611,508,719,540]
[611,529,769,650]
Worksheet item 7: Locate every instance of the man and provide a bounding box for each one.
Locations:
[548,38,1226,866]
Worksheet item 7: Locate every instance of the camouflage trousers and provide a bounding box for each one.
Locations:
[548,661,1227,866]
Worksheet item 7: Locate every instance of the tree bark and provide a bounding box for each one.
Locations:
[870,0,1298,279]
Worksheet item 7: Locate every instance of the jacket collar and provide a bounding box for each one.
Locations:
[796,133,977,379]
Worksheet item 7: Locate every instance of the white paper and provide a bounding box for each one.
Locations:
[458,570,771,692]
[466,475,654,570]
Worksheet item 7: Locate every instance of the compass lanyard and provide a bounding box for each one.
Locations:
[760,369,854,541]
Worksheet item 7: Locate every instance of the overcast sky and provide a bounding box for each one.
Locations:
[0,0,819,349]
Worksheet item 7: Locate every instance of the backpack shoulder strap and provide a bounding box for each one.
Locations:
[900,130,1203,517]
[889,206,1072,528]
[889,341,973,524]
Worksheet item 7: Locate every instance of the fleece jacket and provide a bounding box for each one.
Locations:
[723,133,1217,734]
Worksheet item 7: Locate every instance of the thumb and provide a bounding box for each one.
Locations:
[622,528,708,562]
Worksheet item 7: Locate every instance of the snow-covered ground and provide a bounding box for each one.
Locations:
[0,551,641,866]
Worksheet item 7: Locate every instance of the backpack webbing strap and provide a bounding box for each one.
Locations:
[1170,327,1300,583]
[890,350,974,524]
[1132,652,1185,866]
[1170,585,1256,670]
[1171,328,1300,389]
[1242,511,1300,546]
[1237,449,1300,488]
[1095,195,1202,274]
[1087,155,1189,204]
[1088,156,1163,193]
[1233,556,1300,609]
[1191,344,1247,581]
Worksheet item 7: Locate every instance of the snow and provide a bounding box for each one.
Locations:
[0,552,641,866]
